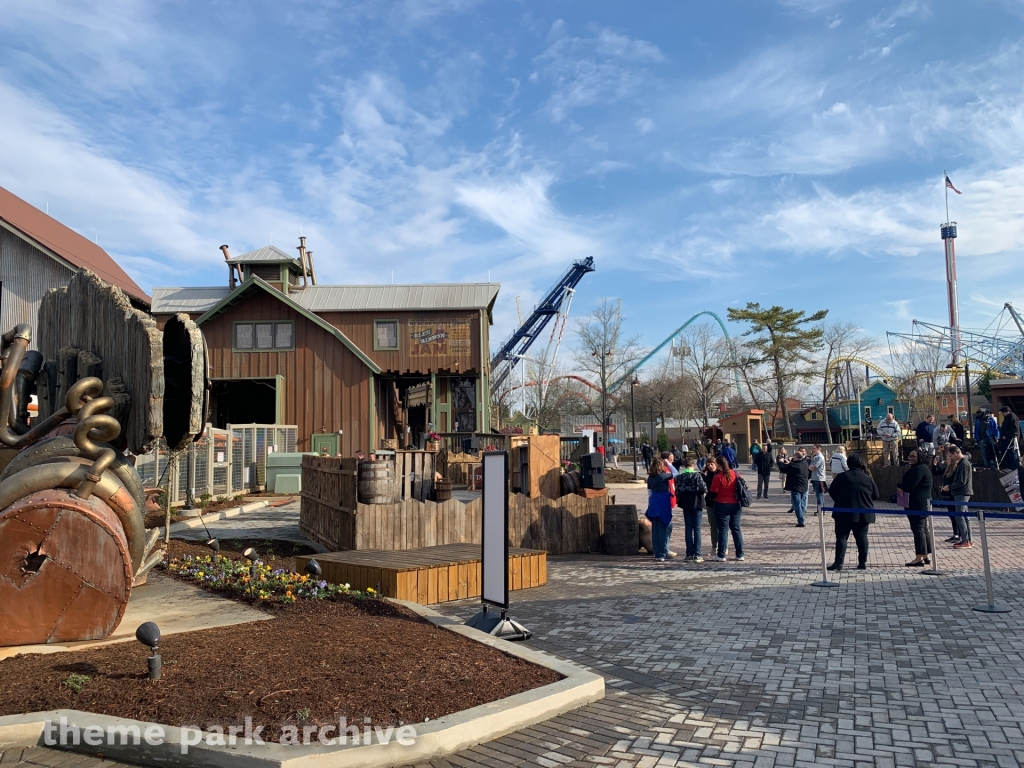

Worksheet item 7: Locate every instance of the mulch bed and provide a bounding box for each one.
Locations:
[606,468,642,483]
[164,538,318,574]
[0,600,561,742]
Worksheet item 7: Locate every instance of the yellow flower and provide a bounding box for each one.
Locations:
[197,572,204,578]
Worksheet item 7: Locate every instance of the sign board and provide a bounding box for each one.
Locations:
[573,424,616,433]
[408,320,471,357]
[481,451,509,608]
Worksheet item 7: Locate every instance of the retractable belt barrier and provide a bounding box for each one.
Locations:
[817,501,1022,613]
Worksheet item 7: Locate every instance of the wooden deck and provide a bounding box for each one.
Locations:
[295,544,547,605]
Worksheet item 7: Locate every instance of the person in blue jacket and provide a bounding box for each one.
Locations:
[720,442,737,469]
[974,409,999,468]
[645,458,675,562]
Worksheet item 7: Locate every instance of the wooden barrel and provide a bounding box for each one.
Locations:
[560,470,582,496]
[358,460,398,504]
[434,479,452,502]
[0,489,133,646]
[604,504,640,556]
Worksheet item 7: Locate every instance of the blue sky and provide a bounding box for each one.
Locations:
[2,0,1023,361]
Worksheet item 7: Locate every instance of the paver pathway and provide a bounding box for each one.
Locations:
[9,469,1024,767]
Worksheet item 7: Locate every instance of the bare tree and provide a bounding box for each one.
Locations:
[676,322,734,428]
[572,299,646,448]
[815,321,877,439]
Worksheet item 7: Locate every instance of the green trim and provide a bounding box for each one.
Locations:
[231,320,295,353]
[275,374,285,423]
[197,276,381,374]
[373,319,400,351]
[368,374,376,450]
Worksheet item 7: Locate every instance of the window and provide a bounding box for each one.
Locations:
[887,406,894,415]
[863,406,872,419]
[234,321,294,351]
[374,320,399,351]
[451,377,477,432]
[810,411,819,421]
[942,397,949,407]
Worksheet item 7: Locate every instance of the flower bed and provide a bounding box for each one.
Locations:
[164,553,376,603]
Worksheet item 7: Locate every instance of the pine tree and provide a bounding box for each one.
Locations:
[727,303,828,439]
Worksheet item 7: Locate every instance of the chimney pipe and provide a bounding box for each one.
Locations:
[221,245,237,289]
[306,251,317,286]
[296,237,309,287]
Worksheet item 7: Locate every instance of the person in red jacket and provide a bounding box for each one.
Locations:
[710,464,744,562]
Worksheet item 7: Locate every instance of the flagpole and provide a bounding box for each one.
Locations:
[944,169,949,223]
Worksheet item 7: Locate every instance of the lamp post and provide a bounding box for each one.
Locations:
[630,378,639,479]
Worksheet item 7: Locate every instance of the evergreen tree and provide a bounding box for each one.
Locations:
[727,303,828,439]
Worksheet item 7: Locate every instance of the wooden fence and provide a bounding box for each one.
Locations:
[393,450,436,501]
[300,456,606,554]
[871,465,1013,504]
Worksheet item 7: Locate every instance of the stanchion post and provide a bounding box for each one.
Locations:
[922,500,947,576]
[812,498,838,588]
[973,508,1010,613]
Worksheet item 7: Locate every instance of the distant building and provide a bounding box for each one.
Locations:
[0,184,149,340]
[151,240,498,454]
[828,381,911,440]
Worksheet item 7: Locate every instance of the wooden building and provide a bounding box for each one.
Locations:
[151,240,499,455]
[0,185,149,339]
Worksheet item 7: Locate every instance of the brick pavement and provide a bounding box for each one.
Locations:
[10,469,1024,767]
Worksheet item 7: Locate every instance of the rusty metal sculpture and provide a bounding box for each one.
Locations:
[0,324,150,645]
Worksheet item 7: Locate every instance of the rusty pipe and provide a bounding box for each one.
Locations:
[0,323,31,354]
[72,395,120,500]
[0,460,144,573]
[220,244,231,261]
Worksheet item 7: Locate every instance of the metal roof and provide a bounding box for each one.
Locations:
[0,184,150,304]
[294,284,500,313]
[227,245,299,264]
[151,282,500,315]
[151,286,231,314]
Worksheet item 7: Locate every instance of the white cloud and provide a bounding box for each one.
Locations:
[635,117,655,134]
[533,26,665,122]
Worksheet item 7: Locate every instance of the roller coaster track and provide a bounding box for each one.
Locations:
[825,356,1011,400]
[608,311,744,400]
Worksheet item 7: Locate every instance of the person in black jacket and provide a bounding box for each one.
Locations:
[779,450,810,527]
[997,405,1020,470]
[754,444,775,499]
[897,449,933,566]
[826,453,878,570]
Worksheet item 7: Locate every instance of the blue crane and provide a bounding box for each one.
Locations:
[490,257,596,393]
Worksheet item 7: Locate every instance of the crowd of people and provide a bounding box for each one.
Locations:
[639,408,1021,570]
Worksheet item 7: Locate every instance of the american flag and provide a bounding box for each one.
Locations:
[945,174,962,194]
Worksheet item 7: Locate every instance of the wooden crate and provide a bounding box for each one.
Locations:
[295,544,547,605]
[576,487,608,499]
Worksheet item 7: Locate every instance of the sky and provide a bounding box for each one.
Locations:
[2,0,1024,368]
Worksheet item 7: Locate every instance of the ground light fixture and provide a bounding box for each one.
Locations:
[304,558,322,578]
[206,538,220,565]
[135,622,162,680]
[243,547,259,596]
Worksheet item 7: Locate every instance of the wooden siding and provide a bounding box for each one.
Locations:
[200,291,373,454]
[300,456,607,554]
[0,227,75,348]
[318,309,484,374]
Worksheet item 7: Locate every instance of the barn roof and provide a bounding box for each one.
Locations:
[225,245,300,264]
[152,282,501,320]
[0,184,149,305]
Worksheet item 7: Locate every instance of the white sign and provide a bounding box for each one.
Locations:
[481,451,508,608]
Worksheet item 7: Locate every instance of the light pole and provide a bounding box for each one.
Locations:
[630,378,639,479]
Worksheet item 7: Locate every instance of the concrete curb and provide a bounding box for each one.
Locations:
[160,500,273,537]
[0,602,603,767]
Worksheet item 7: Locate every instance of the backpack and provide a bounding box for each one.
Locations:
[736,476,752,508]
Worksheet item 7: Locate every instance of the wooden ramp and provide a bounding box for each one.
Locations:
[295,544,546,605]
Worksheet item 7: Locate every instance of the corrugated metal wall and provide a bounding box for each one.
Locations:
[0,227,75,346]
